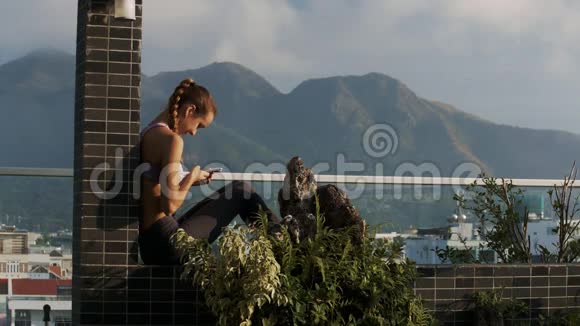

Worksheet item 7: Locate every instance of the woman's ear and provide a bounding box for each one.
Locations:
[187,105,197,116]
[189,104,197,115]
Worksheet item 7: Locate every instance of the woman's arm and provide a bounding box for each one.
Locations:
[159,135,207,216]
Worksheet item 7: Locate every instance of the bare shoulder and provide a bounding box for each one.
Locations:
[158,132,183,164]
[145,126,181,148]
[142,126,183,162]
[161,131,182,147]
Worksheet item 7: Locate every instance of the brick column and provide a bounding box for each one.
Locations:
[73,1,214,325]
[73,0,142,324]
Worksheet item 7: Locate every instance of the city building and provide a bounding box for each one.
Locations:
[0,225,72,324]
[381,193,580,264]
[0,227,28,255]
[5,279,72,326]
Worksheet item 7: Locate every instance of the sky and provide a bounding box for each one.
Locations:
[1,0,579,134]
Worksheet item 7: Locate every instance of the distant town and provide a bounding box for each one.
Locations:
[377,193,578,264]
[0,224,71,325]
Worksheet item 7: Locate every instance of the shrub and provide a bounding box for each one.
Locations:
[471,289,527,326]
[171,203,433,326]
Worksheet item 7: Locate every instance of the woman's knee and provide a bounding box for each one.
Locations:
[231,180,255,192]
[229,180,255,199]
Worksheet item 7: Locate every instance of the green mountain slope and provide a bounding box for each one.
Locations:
[1,49,579,231]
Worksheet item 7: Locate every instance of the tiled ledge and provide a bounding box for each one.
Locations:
[415,264,580,325]
[76,265,214,325]
[74,263,580,325]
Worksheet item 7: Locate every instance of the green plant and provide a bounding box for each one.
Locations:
[455,175,531,263]
[434,233,479,264]
[35,233,51,246]
[538,309,580,325]
[544,162,580,263]
[471,289,527,326]
[171,198,433,326]
[434,245,475,264]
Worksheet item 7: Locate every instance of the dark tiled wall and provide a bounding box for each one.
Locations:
[73,1,215,325]
[77,265,214,325]
[415,264,580,325]
[73,0,143,324]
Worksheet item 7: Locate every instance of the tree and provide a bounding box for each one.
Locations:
[434,234,478,264]
[455,175,531,263]
[544,162,580,263]
[35,233,51,246]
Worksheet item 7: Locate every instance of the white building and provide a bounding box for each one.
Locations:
[387,211,580,264]
[0,252,71,280]
[402,216,495,264]
[5,279,72,326]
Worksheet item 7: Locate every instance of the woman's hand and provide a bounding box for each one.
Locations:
[190,166,212,186]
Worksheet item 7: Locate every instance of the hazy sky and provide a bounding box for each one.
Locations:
[1,0,579,134]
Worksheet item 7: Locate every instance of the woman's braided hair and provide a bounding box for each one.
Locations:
[166,78,217,132]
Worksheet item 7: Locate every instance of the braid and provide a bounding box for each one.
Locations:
[168,78,195,132]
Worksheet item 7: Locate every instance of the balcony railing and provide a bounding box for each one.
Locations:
[0,166,575,187]
[1,165,574,236]
[7,295,72,301]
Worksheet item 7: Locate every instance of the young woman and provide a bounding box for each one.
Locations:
[138,78,280,265]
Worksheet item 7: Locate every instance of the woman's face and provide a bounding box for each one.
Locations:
[178,105,214,136]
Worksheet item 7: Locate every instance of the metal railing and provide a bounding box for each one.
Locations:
[0,167,73,178]
[0,167,574,188]
[7,295,72,301]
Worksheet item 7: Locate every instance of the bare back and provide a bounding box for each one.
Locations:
[140,126,178,231]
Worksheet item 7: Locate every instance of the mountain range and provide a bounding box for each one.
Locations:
[1,49,578,230]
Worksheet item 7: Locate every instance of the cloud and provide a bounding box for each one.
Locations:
[1,0,579,132]
[0,0,76,57]
[144,0,305,75]
[143,0,580,83]
[441,0,580,77]
[443,0,543,34]
[2,1,577,81]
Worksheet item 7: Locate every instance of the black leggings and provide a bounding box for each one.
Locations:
[138,180,280,265]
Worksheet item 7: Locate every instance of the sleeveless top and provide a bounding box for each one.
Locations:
[140,122,189,183]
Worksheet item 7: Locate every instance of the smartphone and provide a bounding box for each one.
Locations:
[206,168,223,174]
